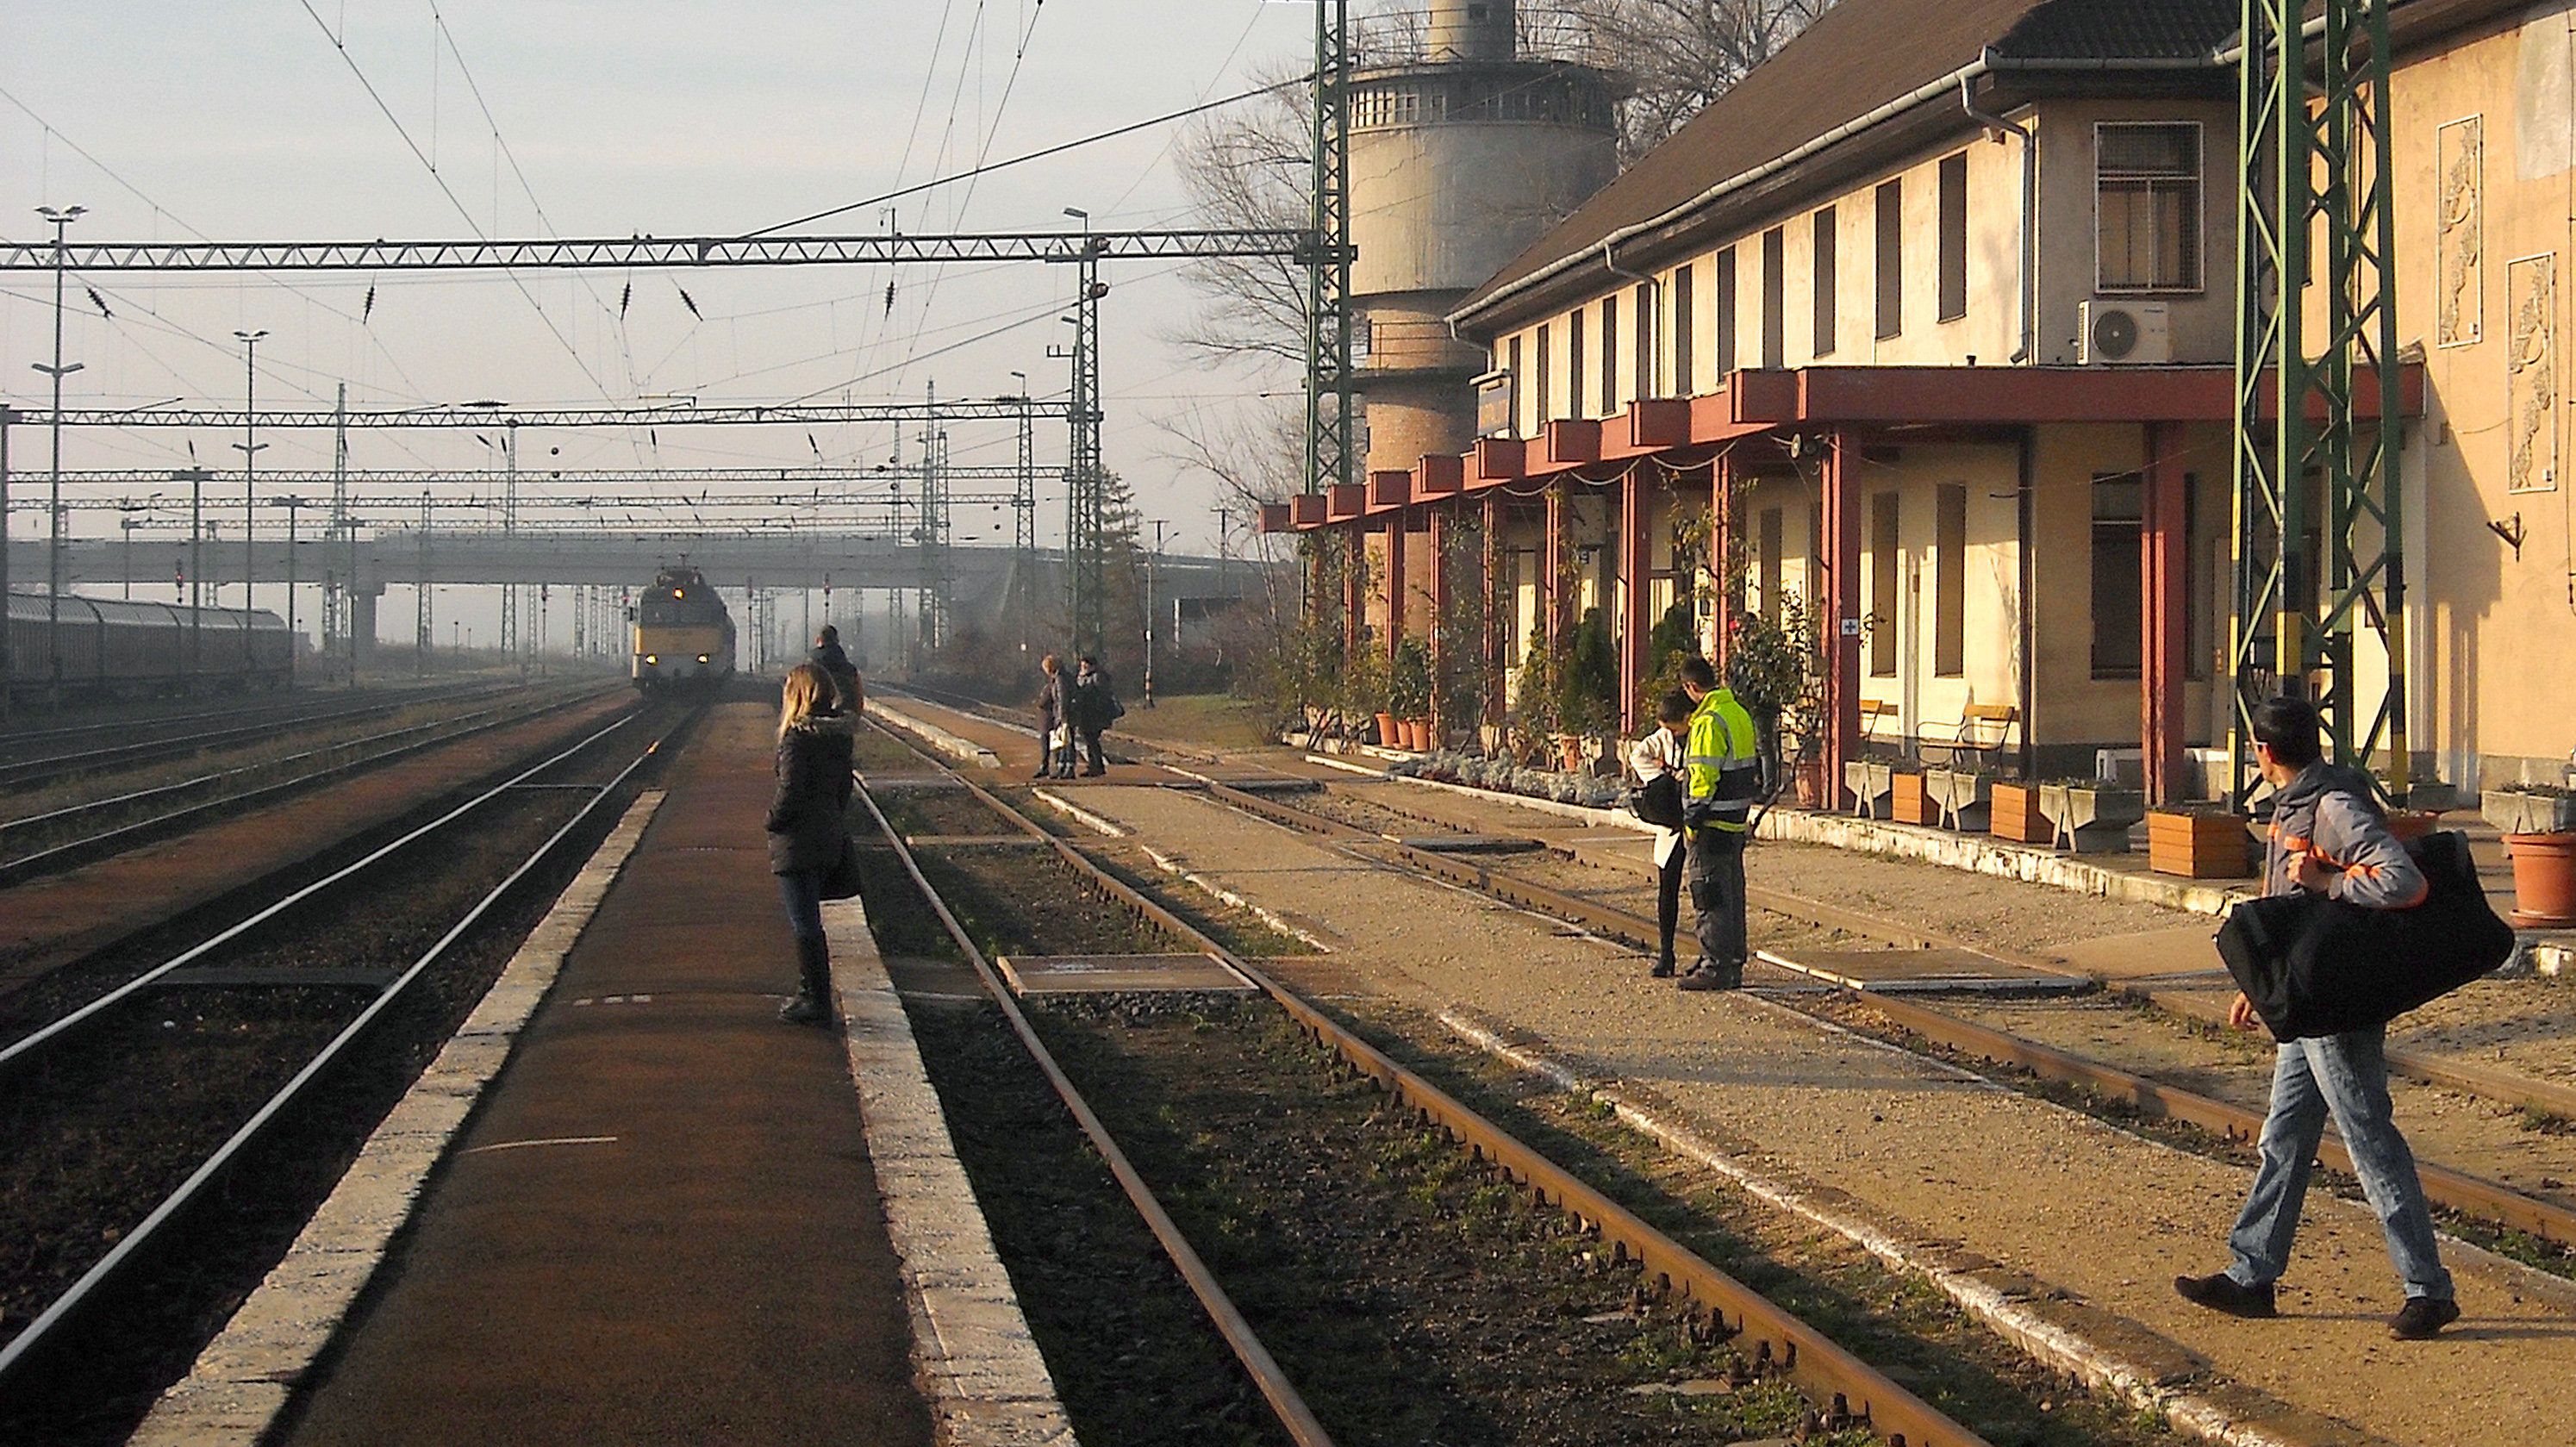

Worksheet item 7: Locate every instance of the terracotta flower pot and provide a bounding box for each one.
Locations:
[1989,782,2043,843]
[2506,833,2576,928]
[1407,718,1432,751]
[2147,809,2255,878]
[1374,711,1397,748]
[2385,808,2442,844]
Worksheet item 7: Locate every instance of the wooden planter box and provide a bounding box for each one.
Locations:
[2147,809,2255,878]
[1924,768,1993,833]
[1890,770,1933,826]
[1843,759,1894,818]
[1989,783,2043,843]
[2038,784,2148,853]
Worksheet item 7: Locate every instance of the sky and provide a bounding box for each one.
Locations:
[0,0,1324,562]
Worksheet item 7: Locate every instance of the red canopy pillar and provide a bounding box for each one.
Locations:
[2141,421,2188,804]
[1542,483,1567,652]
[1384,508,1408,664]
[1430,508,1454,734]
[1818,433,1862,802]
[1617,466,1653,734]
[1342,527,1365,658]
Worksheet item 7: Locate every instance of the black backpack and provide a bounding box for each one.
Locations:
[1627,772,1686,829]
[2216,829,2516,1039]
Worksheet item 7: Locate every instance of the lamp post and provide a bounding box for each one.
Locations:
[34,204,88,705]
[272,494,304,687]
[1145,519,1167,710]
[232,329,268,653]
[176,468,209,683]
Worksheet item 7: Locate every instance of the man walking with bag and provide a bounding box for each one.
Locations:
[2175,695,2459,1339]
[1674,655,1762,992]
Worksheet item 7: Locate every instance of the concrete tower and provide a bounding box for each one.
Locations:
[1348,0,1619,474]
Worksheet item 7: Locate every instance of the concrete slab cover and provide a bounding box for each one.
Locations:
[995,952,1256,996]
[266,701,937,1447]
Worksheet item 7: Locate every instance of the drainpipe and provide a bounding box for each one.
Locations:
[1601,239,1660,399]
[1959,71,2037,365]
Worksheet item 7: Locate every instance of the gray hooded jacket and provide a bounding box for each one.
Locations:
[2264,761,2426,909]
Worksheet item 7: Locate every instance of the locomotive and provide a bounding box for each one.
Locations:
[3,592,292,702]
[630,565,735,693]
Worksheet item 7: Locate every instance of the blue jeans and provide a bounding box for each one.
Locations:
[777,870,826,951]
[2228,1026,2454,1300]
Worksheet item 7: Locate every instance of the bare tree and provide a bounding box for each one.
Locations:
[1169,60,1315,371]
[1557,0,1836,158]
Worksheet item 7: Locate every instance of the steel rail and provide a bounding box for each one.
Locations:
[1190,778,2576,1251]
[0,683,624,886]
[851,762,1339,1447]
[0,228,1313,273]
[0,708,639,1069]
[0,681,480,754]
[0,708,685,1387]
[865,719,1987,1447]
[0,683,520,789]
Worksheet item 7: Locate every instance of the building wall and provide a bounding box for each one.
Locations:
[2388,2,2576,785]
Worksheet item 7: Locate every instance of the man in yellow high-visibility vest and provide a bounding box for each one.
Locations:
[1675,654,1762,991]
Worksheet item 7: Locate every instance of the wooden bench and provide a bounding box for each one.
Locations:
[1857,698,1899,747]
[1919,702,2019,770]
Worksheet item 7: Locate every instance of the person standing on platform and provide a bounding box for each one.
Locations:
[1033,653,1068,779]
[767,663,856,1026]
[2175,695,2458,1340]
[1674,654,1762,992]
[1070,654,1121,777]
[809,625,864,716]
[1628,689,1696,978]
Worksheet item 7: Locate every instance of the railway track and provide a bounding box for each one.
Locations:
[860,717,1990,1447]
[0,680,627,886]
[0,698,695,1429]
[1186,771,2576,1254]
[0,681,515,790]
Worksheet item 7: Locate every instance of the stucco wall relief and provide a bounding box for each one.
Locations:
[2506,252,2558,493]
[2437,115,2484,346]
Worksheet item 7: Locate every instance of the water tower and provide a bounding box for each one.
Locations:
[1348,0,1619,473]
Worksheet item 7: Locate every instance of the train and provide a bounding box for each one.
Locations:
[630,565,736,693]
[3,591,293,702]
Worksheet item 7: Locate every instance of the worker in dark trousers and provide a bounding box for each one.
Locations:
[809,625,864,715]
[1626,689,1695,978]
[1070,654,1120,777]
[1674,654,1762,992]
[2176,694,2458,1339]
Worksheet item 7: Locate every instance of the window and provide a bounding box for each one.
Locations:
[1935,483,1966,677]
[1534,324,1551,430]
[1634,282,1656,399]
[2097,122,2204,293]
[1569,307,1587,418]
[1937,153,1969,321]
[2090,472,2144,678]
[1868,491,1899,676]
[1760,229,1786,369]
[1600,294,1619,411]
[1673,263,1696,393]
[1812,207,1837,357]
[1759,507,1784,623]
[1506,334,1524,437]
[1714,247,1737,374]
[1874,180,1903,340]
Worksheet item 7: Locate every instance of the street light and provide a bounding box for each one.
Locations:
[173,467,210,682]
[232,329,269,650]
[34,203,87,705]
[271,494,306,687]
[1145,519,1168,710]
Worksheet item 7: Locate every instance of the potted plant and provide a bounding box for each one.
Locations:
[2037,780,2149,853]
[1558,608,1619,773]
[1726,590,1825,817]
[1989,778,2044,843]
[1843,758,1894,818]
[2486,783,2576,927]
[1511,625,1562,767]
[1388,639,1433,754]
[1924,766,1993,832]
[1340,646,1389,748]
[2147,803,2255,878]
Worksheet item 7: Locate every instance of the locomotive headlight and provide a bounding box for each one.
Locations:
[645,653,659,664]
[696,653,711,663]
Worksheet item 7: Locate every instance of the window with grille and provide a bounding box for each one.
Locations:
[2097,122,2204,293]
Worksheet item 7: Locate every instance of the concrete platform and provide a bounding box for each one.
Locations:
[221,700,987,1447]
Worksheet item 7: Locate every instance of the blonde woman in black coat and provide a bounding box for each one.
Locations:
[768,663,856,1024]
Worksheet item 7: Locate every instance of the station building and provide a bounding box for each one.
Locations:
[1264,0,2576,801]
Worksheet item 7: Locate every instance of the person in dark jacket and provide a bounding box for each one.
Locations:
[768,662,857,1025]
[1070,655,1119,777]
[1033,653,1067,779]
[809,626,864,715]
[2175,694,2456,1339]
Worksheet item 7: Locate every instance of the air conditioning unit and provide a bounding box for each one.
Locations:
[2079,300,2173,365]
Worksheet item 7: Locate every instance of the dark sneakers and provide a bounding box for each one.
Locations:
[2390,1295,2461,1340]
[1650,958,1677,979]
[2174,1272,2278,1319]
[1675,964,1742,992]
